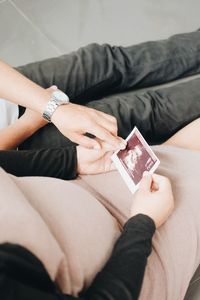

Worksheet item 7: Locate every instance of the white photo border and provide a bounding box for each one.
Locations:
[111,127,160,194]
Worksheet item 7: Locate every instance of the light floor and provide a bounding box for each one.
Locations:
[0,0,199,66]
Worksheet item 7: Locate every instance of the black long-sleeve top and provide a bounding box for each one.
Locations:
[0,130,156,299]
[0,214,155,300]
[0,146,78,180]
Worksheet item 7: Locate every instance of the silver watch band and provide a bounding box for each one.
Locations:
[42,91,69,122]
[43,99,59,122]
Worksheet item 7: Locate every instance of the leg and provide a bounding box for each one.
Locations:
[17,31,200,105]
[18,31,200,150]
[20,73,200,151]
[86,77,200,144]
[164,118,200,151]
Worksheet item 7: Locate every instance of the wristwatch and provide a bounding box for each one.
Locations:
[42,90,70,122]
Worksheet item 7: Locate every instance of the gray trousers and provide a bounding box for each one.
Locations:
[17,30,200,149]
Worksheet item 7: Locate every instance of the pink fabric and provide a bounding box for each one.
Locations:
[79,145,200,300]
[1,169,120,296]
[0,145,200,299]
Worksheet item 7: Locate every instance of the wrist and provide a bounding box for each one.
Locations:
[51,102,74,124]
[42,90,70,123]
[17,116,45,136]
[34,89,52,114]
[125,214,156,234]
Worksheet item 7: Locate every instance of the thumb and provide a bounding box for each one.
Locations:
[139,172,152,192]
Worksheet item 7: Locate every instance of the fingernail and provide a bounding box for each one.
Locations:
[119,140,127,149]
[119,143,125,150]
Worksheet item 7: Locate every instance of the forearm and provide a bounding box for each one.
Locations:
[0,118,43,150]
[0,60,50,113]
[0,215,155,300]
[0,146,78,179]
[83,214,155,300]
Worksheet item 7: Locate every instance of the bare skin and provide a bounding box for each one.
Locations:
[131,172,174,228]
[164,118,200,151]
[0,86,56,150]
[0,85,116,175]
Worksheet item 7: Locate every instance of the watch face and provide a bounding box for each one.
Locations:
[53,90,69,104]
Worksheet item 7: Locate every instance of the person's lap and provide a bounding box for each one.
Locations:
[18,30,200,150]
[86,76,200,144]
[13,30,200,299]
[78,145,200,300]
[19,76,200,151]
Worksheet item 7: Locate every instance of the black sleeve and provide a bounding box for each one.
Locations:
[0,214,155,300]
[0,146,77,180]
[82,214,155,300]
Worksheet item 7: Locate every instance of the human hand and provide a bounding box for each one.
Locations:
[77,145,116,175]
[51,102,126,151]
[130,173,174,228]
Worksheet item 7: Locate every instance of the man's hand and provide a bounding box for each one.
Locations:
[0,60,125,150]
[77,146,115,175]
[51,103,126,151]
[130,173,174,228]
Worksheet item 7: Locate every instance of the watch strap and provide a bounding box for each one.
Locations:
[42,91,69,122]
[43,99,59,122]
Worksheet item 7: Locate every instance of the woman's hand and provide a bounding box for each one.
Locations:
[77,146,115,175]
[0,86,58,150]
[131,173,174,228]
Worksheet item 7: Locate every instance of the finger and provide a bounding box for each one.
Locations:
[95,138,118,151]
[70,132,101,149]
[152,173,171,191]
[97,112,118,135]
[96,115,118,136]
[139,172,153,192]
[103,151,116,172]
[90,125,126,150]
[94,139,110,151]
[110,162,116,171]
[151,181,159,192]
